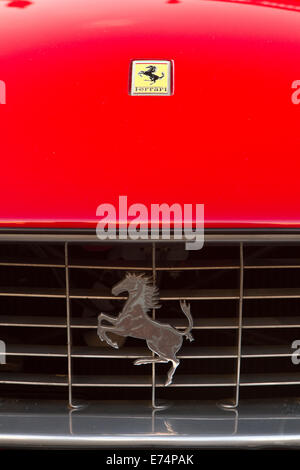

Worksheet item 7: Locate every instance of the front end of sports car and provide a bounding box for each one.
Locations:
[1,0,300,449]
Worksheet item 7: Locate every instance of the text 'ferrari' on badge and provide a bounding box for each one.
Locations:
[130,60,173,96]
[97,273,193,386]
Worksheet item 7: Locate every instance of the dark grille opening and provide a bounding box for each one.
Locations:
[0,240,300,407]
[0,297,67,318]
[245,268,300,289]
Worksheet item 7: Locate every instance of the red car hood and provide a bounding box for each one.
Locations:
[0,0,300,229]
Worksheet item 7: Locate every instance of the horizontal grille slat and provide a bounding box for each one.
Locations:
[2,344,297,359]
[3,372,300,388]
[241,373,300,386]
[0,287,66,298]
[72,374,236,387]
[241,345,295,357]
[0,373,67,386]
[2,315,300,329]
[1,256,300,270]
[0,373,236,387]
[0,258,64,268]
[72,346,297,359]
[1,286,300,300]
[72,346,238,359]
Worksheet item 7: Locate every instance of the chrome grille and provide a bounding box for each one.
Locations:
[1,239,300,407]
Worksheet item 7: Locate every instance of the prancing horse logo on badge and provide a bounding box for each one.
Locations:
[138,65,165,84]
[97,273,193,386]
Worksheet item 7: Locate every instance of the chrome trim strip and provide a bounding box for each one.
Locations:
[1,228,300,242]
[1,399,300,448]
[1,433,300,448]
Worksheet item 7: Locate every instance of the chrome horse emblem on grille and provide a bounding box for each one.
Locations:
[97,273,194,386]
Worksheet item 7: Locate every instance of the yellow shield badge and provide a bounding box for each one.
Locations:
[130,60,172,96]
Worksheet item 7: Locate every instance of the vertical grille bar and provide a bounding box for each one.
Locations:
[65,242,74,408]
[234,241,244,407]
[221,242,244,408]
[151,242,157,408]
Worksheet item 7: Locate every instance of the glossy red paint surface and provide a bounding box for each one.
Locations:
[0,0,300,228]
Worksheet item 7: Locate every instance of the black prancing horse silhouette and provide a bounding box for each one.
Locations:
[138,65,165,84]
